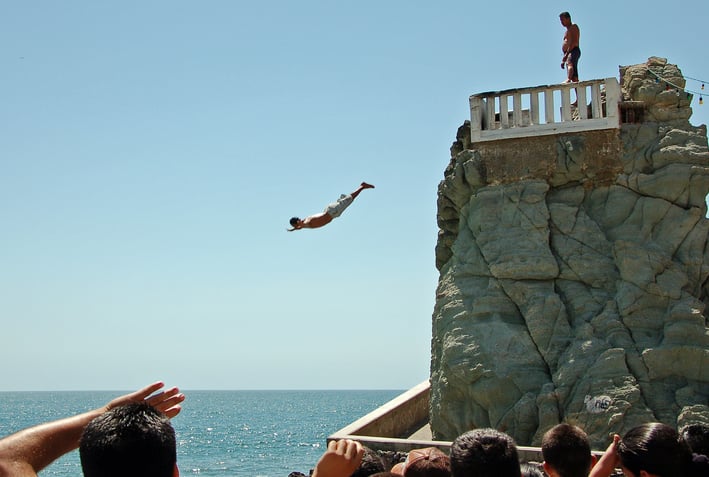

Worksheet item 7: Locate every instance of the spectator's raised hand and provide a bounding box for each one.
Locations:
[105,381,184,418]
[313,439,365,477]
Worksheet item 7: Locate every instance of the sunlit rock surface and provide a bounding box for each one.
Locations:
[430,57,709,449]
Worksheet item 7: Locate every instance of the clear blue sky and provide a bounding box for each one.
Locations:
[2,1,708,391]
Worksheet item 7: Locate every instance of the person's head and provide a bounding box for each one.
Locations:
[289,217,302,228]
[350,446,385,477]
[79,403,177,477]
[450,428,520,477]
[542,423,595,477]
[398,447,450,477]
[618,422,693,477]
[680,423,709,457]
[559,11,571,26]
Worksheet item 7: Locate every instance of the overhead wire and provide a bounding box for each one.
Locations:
[646,68,704,105]
[681,75,706,89]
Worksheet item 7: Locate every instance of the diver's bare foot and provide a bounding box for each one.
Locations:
[361,182,375,189]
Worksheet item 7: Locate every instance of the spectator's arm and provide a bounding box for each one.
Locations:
[589,434,621,477]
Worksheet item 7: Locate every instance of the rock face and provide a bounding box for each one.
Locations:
[430,57,709,449]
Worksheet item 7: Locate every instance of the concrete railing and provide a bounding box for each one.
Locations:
[328,380,608,463]
[327,381,551,460]
[469,78,621,142]
[328,380,433,452]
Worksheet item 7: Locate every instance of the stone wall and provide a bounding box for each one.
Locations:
[430,57,709,449]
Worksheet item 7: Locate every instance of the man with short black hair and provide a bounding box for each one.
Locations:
[80,402,178,477]
[542,423,596,477]
[680,423,709,457]
[450,428,520,477]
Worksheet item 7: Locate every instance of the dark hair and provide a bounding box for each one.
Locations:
[542,423,592,477]
[680,423,709,457]
[618,423,693,477]
[79,403,176,477]
[521,462,545,477]
[404,447,450,477]
[351,446,385,477]
[559,12,571,19]
[289,217,300,227]
[450,428,520,477]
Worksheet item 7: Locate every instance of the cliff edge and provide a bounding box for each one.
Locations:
[430,57,709,448]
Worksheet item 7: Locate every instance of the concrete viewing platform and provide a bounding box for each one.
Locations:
[469,77,621,142]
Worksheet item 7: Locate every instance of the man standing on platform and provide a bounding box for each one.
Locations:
[560,11,580,83]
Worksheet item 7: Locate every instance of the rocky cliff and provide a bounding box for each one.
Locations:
[430,57,709,448]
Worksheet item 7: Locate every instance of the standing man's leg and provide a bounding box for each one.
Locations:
[567,49,580,105]
[568,48,580,82]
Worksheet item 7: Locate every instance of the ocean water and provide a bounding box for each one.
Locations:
[0,390,402,477]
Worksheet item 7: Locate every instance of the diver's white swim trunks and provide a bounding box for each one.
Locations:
[324,194,354,218]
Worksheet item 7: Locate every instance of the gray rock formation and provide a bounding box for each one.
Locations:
[430,57,709,449]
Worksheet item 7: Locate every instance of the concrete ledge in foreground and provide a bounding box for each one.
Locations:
[328,380,606,463]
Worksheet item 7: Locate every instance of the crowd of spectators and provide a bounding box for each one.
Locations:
[308,421,709,477]
[0,382,707,477]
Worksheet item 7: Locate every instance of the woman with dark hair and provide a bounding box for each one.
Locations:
[589,422,709,477]
[618,423,691,477]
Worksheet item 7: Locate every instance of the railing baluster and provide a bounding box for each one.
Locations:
[530,92,539,125]
[544,88,555,124]
[591,82,602,118]
[561,87,572,121]
[577,86,588,119]
[486,96,496,130]
[500,95,510,129]
[470,96,483,133]
[513,93,522,127]
[604,78,621,126]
